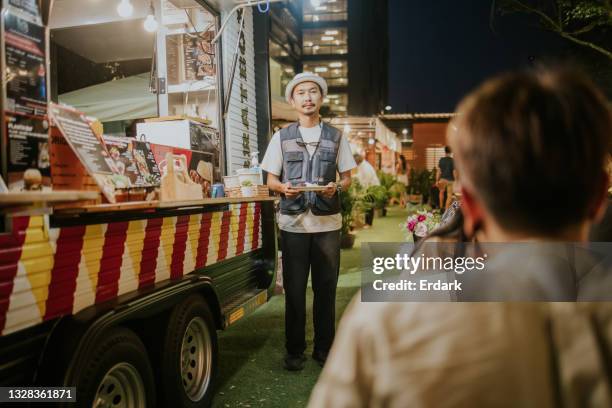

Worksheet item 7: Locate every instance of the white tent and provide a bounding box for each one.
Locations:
[59,73,158,122]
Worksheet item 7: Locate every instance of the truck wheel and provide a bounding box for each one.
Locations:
[68,327,156,408]
[161,295,218,407]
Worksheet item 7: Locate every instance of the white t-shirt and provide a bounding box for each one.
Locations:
[355,160,380,188]
[261,125,357,233]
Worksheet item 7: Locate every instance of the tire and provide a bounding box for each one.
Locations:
[67,327,156,408]
[161,295,218,407]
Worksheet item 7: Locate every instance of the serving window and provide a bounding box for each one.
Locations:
[49,0,222,136]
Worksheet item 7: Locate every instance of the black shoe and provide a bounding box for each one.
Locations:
[312,350,329,367]
[284,354,306,371]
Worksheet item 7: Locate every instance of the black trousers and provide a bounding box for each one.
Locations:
[280,229,341,356]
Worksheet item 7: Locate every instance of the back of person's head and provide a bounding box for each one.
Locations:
[449,67,612,236]
[444,146,451,154]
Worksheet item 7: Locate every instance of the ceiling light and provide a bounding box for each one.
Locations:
[144,3,158,32]
[385,105,392,111]
[117,0,134,18]
[316,6,328,11]
[321,36,334,41]
[144,14,158,32]
[314,67,328,73]
[310,0,322,7]
[325,30,339,35]
[402,129,408,135]
[329,62,342,68]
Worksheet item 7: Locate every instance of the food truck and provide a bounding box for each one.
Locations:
[0,1,277,406]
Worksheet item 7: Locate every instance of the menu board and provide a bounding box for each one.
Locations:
[5,0,41,23]
[5,113,51,190]
[150,143,214,197]
[184,31,216,80]
[48,103,117,203]
[165,32,216,84]
[130,140,162,187]
[102,136,141,187]
[3,11,47,116]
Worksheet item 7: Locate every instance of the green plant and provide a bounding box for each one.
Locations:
[389,181,406,199]
[365,185,389,209]
[340,180,375,234]
[241,180,253,187]
[376,171,397,191]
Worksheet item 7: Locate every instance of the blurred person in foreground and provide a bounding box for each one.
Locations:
[308,68,612,407]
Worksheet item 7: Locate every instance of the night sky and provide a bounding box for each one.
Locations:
[387,0,566,113]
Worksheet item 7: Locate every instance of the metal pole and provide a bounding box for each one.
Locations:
[222,10,245,119]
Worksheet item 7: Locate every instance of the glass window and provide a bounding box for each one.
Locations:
[303,27,348,56]
[324,93,348,116]
[303,60,348,87]
[303,0,347,23]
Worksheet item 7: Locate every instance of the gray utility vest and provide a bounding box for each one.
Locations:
[279,122,342,216]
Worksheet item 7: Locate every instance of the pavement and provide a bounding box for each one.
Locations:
[212,206,409,408]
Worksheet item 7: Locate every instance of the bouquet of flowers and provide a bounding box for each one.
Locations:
[403,210,440,241]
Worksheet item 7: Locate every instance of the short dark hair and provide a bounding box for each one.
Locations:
[444,146,451,154]
[451,68,612,234]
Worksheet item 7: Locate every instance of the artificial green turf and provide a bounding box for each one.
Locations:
[212,206,409,408]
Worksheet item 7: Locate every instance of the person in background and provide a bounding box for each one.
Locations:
[437,145,457,210]
[395,156,409,208]
[261,72,356,371]
[353,153,380,226]
[308,68,612,407]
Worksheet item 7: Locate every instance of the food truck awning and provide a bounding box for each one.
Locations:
[59,73,157,122]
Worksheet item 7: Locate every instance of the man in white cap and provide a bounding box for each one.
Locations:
[261,72,356,371]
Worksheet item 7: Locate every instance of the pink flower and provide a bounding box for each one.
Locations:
[407,220,417,232]
[417,214,427,222]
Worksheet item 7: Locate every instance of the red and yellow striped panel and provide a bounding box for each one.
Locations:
[0,203,263,336]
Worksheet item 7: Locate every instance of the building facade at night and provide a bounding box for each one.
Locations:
[268,1,389,119]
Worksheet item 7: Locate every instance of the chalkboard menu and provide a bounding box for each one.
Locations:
[48,103,118,203]
[3,11,47,116]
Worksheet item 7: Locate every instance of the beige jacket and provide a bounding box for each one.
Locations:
[308,300,612,408]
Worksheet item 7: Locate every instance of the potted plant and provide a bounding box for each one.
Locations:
[351,180,374,228]
[403,209,441,242]
[366,185,389,217]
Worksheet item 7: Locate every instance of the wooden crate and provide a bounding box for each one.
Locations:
[225,185,269,198]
